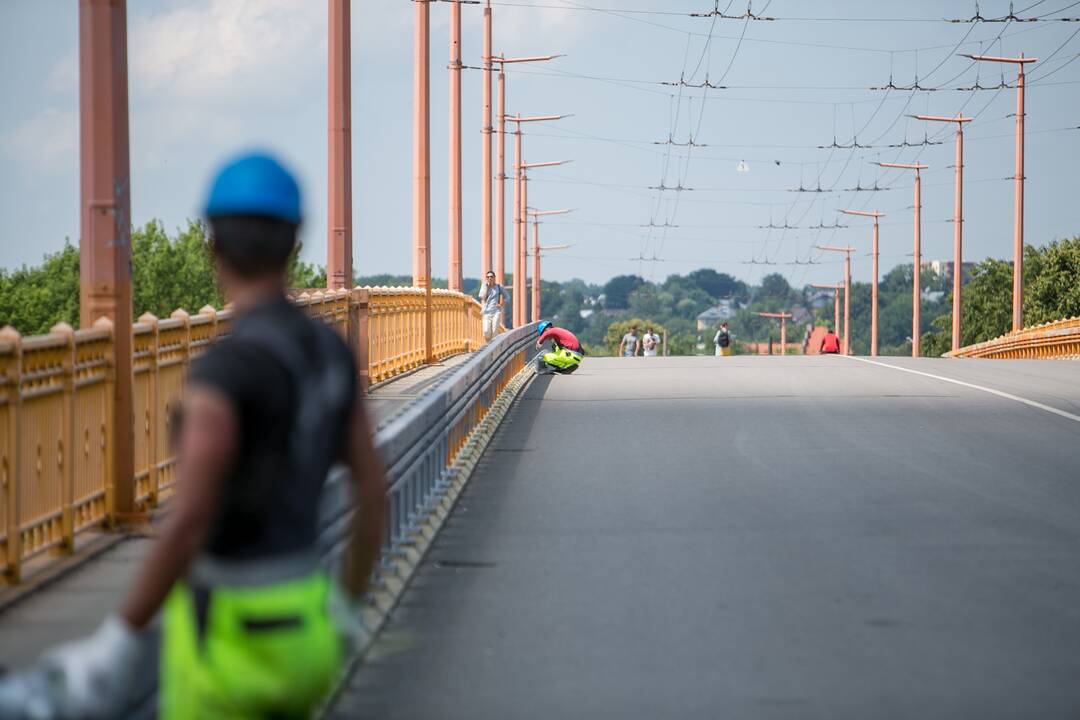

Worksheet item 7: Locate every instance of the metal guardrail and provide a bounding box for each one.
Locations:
[0,288,484,583]
[115,323,538,719]
[946,316,1080,359]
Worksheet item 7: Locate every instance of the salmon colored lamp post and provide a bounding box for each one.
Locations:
[913,114,972,352]
[816,246,857,355]
[810,283,843,338]
[526,208,572,320]
[877,162,928,357]
[328,0,353,291]
[756,312,793,355]
[961,53,1036,333]
[79,0,136,519]
[489,55,560,284]
[839,210,885,357]
[505,116,567,326]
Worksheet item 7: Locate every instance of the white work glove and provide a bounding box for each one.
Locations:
[41,614,144,720]
[327,582,368,656]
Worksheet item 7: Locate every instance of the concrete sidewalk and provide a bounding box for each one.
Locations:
[0,354,473,671]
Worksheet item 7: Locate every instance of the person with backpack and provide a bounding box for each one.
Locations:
[43,152,387,719]
[714,322,732,356]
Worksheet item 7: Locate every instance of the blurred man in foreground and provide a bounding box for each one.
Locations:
[45,152,386,719]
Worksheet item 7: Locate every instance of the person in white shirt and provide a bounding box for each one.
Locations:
[714,322,732,356]
[641,327,660,356]
[478,271,506,341]
[619,327,640,357]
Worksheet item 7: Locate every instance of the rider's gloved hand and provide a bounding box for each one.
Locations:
[42,614,143,719]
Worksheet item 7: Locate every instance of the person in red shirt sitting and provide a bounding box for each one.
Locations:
[820,327,841,354]
[535,320,584,374]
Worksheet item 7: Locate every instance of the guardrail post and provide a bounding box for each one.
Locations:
[138,313,160,506]
[353,288,371,393]
[0,326,23,581]
[51,323,77,554]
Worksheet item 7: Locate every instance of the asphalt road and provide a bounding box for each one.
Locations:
[331,355,1080,720]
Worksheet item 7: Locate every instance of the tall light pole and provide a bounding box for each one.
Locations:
[413,0,434,362]
[447,0,463,291]
[839,210,885,357]
[327,0,352,290]
[527,208,572,320]
[810,283,843,337]
[490,55,560,286]
[816,246,856,355]
[878,162,928,357]
[962,53,1037,332]
[505,115,567,326]
[914,114,972,352]
[480,2,493,276]
[516,160,569,324]
[80,0,135,519]
[756,312,793,355]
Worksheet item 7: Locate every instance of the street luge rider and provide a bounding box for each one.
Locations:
[44,152,386,719]
[535,320,584,374]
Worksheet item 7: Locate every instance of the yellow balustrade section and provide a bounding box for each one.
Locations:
[946,316,1080,359]
[1,287,483,582]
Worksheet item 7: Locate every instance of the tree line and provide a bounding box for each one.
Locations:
[3,221,1077,356]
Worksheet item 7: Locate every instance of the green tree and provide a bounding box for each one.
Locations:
[0,242,80,335]
[603,274,644,309]
[131,220,223,319]
[1025,237,1080,324]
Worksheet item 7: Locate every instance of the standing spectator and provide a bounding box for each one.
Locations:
[820,327,841,354]
[642,326,661,357]
[619,326,640,357]
[478,270,506,341]
[713,322,732,356]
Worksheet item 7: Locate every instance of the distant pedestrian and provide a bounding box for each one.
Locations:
[820,327,841,354]
[478,270,506,341]
[642,326,661,357]
[713,322,732,356]
[619,326,640,357]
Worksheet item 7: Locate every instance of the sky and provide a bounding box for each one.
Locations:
[2,0,1079,288]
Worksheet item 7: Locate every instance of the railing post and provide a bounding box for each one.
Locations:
[0,326,23,581]
[92,317,118,527]
[354,288,370,393]
[138,313,160,507]
[51,323,77,553]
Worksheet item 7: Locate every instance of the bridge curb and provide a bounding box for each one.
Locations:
[319,362,537,715]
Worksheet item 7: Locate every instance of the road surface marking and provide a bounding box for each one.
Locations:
[841,355,1080,425]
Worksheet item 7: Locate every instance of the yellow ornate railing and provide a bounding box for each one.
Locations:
[0,287,482,581]
[946,316,1080,359]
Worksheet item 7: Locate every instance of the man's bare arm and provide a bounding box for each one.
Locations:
[119,387,237,629]
[343,390,387,598]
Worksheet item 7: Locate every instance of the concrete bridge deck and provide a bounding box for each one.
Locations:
[332,355,1080,719]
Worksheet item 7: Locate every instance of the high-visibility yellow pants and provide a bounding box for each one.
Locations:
[542,347,583,373]
[160,571,341,720]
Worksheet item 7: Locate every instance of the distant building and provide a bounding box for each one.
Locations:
[922,260,977,285]
[579,308,595,320]
[789,306,810,324]
[806,290,832,310]
[921,289,946,303]
[696,298,737,330]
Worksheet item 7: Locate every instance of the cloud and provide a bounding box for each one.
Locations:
[129,0,325,101]
[0,108,77,174]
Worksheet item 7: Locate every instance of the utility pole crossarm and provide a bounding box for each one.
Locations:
[960,53,1037,64]
[755,312,793,319]
[507,114,571,123]
[490,54,565,64]
[877,162,928,170]
[912,114,973,123]
[839,209,885,218]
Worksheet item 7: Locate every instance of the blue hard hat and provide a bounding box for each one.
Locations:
[205,152,302,224]
[537,320,552,335]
